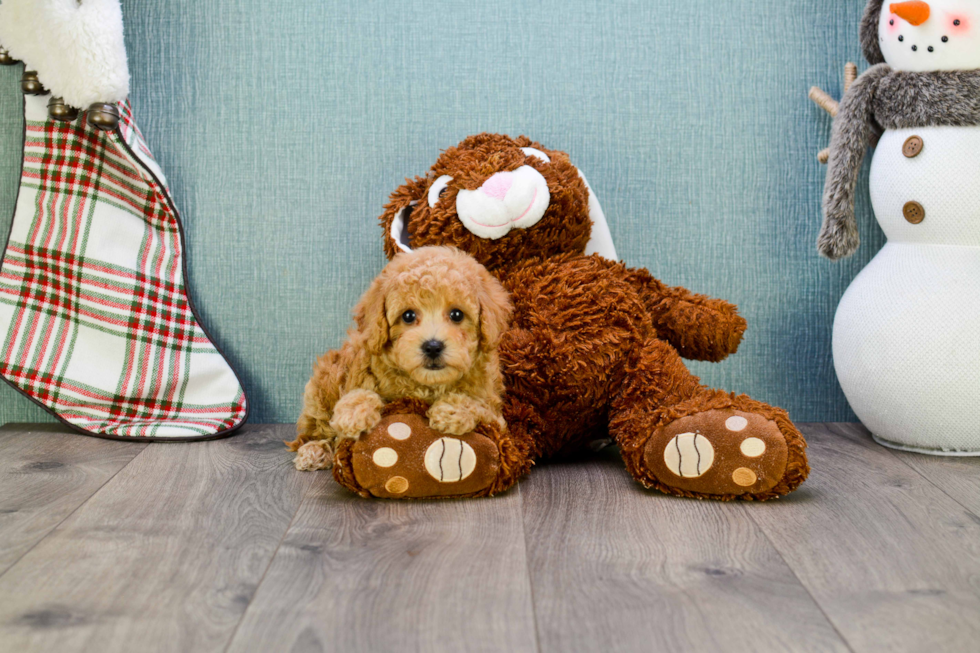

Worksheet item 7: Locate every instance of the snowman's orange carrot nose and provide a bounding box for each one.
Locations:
[890,1,931,26]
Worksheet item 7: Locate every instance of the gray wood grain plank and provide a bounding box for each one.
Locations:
[520,450,849,653]
[749,423,980,653]
[226,464,538,653]
[886,444,980,517]
[0,424,313,653]
[0,424,147,575]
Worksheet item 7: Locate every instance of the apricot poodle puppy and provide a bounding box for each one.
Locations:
[287,246,512,471]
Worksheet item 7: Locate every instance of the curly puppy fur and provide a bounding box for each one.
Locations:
[366,133,809,500]
[286,247,512,470]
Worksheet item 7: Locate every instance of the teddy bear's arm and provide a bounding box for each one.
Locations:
[622,267,747,362]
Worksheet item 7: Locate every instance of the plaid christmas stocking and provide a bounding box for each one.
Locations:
[0,92,248,438]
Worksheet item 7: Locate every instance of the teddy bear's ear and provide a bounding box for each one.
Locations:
[380,176,429,260]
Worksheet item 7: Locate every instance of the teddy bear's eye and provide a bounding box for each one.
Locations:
[401,310,417,324]
[427,175,453,208]
[521,147,551,164]
[449,309,464,323]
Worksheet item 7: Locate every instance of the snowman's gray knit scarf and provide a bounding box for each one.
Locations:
[819,65,980,259]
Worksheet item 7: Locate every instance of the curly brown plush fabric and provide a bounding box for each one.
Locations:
[344,134,809,501]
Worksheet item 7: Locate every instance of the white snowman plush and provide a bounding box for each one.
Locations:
[819,0,980,454]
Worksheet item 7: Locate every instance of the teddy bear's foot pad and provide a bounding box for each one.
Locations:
[351,414,500,498]
[644,410,788,496]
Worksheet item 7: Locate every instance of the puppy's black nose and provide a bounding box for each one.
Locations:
[421,339,445,358]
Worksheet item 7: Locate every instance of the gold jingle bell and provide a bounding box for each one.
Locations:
[0,47,18,66]
[48,96,79,122]
[21,70,47,95]
[86,103,120,131]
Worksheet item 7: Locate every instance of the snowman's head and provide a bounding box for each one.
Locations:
[862,0,980,71]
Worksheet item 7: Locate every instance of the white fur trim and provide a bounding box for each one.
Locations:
[0,0,130,107]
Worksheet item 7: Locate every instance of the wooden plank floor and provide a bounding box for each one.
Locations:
[0,423,977,653]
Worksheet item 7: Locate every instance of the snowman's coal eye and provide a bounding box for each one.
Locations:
[427,175,453,208]
[954,19,961,26]
[521,147,551,164]
[890,19,895,25]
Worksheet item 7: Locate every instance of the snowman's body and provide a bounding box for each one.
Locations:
[835,127,980,453]
[827,1,980,453]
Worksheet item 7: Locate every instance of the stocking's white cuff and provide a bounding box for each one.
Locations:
[0,0,130,108]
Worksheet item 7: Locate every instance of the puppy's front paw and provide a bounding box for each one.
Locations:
[294,441,333,471]
[427,400,480,436]
[330,389,384,440]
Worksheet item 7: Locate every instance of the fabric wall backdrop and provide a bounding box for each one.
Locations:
[0,0,881,426]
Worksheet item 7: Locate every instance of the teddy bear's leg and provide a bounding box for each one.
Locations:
[331,398,534,499]
[608,339,809,501]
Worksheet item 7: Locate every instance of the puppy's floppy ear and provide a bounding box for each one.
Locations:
[381,175,429,260]
[475,264,513,350]
[353,272,390,353]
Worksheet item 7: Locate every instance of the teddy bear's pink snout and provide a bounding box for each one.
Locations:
[480,172,514,200]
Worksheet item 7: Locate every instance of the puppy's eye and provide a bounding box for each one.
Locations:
[427,175,453,208]
[449,309,465,323]
[401,310,417,324]
[521,147,551,164]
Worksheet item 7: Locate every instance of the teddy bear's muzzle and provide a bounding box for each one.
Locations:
[455,165,551,240]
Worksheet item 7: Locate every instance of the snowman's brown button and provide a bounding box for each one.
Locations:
[903,201,925,224]
[902,135,924,158]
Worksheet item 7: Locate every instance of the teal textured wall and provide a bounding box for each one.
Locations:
[0,0,882,426]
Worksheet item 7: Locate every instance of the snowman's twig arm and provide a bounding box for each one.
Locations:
[819,63,891,260]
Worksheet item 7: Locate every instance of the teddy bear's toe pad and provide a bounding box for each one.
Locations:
[644,410,788,496]
[351,414,500,498]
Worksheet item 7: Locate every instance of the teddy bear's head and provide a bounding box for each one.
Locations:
[380,134,595,273]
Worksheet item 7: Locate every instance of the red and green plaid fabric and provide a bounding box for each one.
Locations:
[0,94,247,438]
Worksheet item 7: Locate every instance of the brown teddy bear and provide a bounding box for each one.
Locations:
[319,134,809,501]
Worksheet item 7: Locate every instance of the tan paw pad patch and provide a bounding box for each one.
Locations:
[424,438,476,482]
[372,447,398,467]
[644,409,789,496]
[739,437,766,457]
[350,414,501,498]
[385,476,410,494]
[663,433,714,478]
[725,416,748,432]
[732,467,757,486]
[387,422,412,440]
